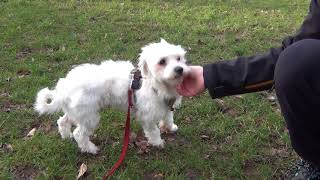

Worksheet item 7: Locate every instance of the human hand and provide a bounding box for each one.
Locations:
[176,66,205,97]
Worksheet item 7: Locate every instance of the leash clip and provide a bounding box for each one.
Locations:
[130,69,142,90]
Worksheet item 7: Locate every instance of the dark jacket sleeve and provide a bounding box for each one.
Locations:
[203,0,320,98]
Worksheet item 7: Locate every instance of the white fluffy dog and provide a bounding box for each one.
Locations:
[34,39,190,154]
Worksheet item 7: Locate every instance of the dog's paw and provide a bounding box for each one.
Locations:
[149,139,165,148]
[158,140,165,149]
[60,132,73,139]
[81,143,99,154]
[159,121,178,133]
[169,124,178,132]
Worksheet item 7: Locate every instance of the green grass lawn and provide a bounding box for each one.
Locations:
[0,0,309,179]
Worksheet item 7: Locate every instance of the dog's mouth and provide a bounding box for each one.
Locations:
[173,74,183,79]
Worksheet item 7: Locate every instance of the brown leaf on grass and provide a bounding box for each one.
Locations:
[129,132,137,143]
[266,95,276,102]
[134,131,150,154]
[112,141,120,148]
[212,144,219,151]
[26,128,37,138]
[2,143,13,152]
[77,163,87,180]
[143,172,164,180]
[225,136,233,143]
[200,135,210,140]
[197,39,206,45]
[234,95,244,99]
[0,92,11,98]
[214,99,229,112]
[186,169,199,180]
[270,148,289,157]
[136,140,149,154]
[214,99,241,117]
[185,116,192,124]
[167,136,175,142]
[204,154,211,160]
[16,47,33,60]
[154,173,164,179]
[260,91,277,103]
[17,69,31,78]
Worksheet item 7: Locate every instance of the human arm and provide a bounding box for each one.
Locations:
[203,0,320,98]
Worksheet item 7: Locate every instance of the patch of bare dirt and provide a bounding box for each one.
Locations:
[0,100,29,113]
[143,172,164,180]
[11,165,39,180]
[214,99,242,117]
[16,47,34,60]
[1,143,13,153]
[42,44,60,53]
[185,169,200,180]
[38,121,56,134]
[242,160,260,179]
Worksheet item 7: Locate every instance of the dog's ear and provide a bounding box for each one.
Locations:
[160,38,168,44]
[138,56,149,77]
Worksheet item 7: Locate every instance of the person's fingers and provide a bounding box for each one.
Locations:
[176,82,193,97]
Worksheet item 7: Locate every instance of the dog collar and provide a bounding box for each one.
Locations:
[151,87,176,111]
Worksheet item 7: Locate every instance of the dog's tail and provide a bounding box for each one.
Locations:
[34,87,62,115]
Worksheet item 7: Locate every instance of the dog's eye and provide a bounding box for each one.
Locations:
[177,56,181,61]
[159,58,166,65]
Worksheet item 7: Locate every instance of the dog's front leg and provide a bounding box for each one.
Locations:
[142,122,164,147]
[159,111,178,132]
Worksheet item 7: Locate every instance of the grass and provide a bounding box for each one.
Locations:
[0,0,308,179]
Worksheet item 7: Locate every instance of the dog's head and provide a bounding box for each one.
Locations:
[138,39,190,87]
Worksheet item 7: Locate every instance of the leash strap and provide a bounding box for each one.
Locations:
[102,89,133,180]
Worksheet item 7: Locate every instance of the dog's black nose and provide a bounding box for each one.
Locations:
[174,66,183,75]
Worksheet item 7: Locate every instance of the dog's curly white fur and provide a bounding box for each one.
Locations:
[34,39,190,154]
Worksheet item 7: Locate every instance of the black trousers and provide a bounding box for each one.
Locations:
[275,39,320,166]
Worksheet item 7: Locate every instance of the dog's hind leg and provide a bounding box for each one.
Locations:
[57,114,73,139]
[159,111,178,132]
[72,113,100,154]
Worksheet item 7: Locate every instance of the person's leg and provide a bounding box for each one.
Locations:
[275,39,320,167]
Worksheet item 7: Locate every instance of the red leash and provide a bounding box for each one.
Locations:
[102,89,133,180]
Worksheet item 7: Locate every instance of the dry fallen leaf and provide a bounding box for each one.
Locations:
[266,95,276,102]
[204,154,210,159]
[133,131,151,154]
[2,143,13,152]
[214,99,229,112]
[185,116,192,124]
[234,95,243,99]
[136,141,149,154]
[77,163,87,179]
[112,141,120,148]
[154,173,164,179]
[200,135,210,140]
[26,128,37,137]
[129,132,137,143]
[225,135,233,142]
